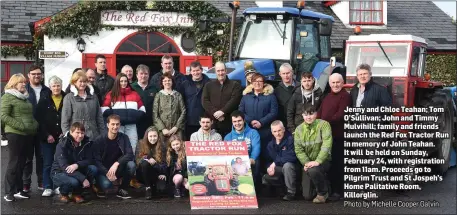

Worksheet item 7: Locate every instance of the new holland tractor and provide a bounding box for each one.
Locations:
[344,33,456,175]
[200,1,345,88]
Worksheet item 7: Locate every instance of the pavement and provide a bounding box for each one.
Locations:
[1,146,456,214]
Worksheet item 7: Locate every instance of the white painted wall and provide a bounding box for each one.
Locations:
[44,28,196,87]
[255,1,282,7]
[331,1,388,29]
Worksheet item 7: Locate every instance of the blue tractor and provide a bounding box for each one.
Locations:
[200,2,346,89]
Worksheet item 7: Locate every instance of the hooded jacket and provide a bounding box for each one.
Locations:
[51,132,94,183]
[287,78,323,131]
[267,131,297,166]
[275,81,300,126]
[240,84,278,126]
[61,85,105,141]
[101,87,146,125]
[294,119,332,165]
[1,90,38,135]
[181,74,211,126]
[153,90,186,131]
[224,123,261,160]
[93,132,135,175]
[190,128,223,141]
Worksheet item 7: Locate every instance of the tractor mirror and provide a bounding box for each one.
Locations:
[300,31,308,37]
[319,18,332,36]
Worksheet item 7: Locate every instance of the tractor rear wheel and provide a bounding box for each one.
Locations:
[418,90,454,176]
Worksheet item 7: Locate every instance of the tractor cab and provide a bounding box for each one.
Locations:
[203,5,345,88]
[344,34,429,107]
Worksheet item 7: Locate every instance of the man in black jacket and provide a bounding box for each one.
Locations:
[93,54,115,102]
[149,55,186,93]
[51,122,98,203]
[350,63,392,108]
[24,65,51,192]
[275,63,299,127]
[93,114,135,199]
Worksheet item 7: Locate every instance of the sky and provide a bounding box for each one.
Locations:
[433,1,457,19]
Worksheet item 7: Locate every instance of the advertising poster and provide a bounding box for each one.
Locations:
[185,141,258,209]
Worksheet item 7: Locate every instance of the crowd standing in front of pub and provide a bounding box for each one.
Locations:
[1,54,392,204]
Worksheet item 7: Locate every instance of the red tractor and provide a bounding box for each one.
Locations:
[344,34,455,175]
[203,164,235,195]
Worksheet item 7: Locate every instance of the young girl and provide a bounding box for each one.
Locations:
[166,135,188,198]
[136,127,167,200]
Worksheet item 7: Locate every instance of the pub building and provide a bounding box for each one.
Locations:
[31,1,257,88]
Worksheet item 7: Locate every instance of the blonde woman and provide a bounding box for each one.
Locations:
[61,70,104,140]
[1,74,38,202]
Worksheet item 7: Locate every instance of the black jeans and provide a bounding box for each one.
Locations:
[138,160,166,189]
[4,133,33,195]
[330,138,344,195]
[23,135,43,186]
[96,161,136,191]
[302,161,331,196]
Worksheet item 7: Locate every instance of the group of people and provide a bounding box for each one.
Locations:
[1,53,392,204]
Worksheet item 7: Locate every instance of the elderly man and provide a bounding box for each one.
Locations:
[149,55,186,92]
[317,73,351,201]
[85,68,103,105]
[262,120,297,201]
[121,65,134,83]
[202,62,243,137]
[275,63,299,127]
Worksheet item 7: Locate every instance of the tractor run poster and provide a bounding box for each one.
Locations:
[185,141,258,209]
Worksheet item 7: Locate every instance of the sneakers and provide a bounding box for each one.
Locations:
[14,191,30,199]
[42,189,53,197]
[1,140,8,146]
[145,187,152,200]
[283,193,295,201]
[116,189,131,199]
[37,183,44,191]
[23,184,30,193]
[59,195,70,203]
[54,187,60,195]
[4,195,15,202]
[313,193,329,204]
[92,185,106,198]
[174,188,181,198]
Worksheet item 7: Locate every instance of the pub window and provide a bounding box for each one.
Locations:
[349,1,383,25]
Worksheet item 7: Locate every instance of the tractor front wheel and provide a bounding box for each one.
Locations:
[418,90,454,176]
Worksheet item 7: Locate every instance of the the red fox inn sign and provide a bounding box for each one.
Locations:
[101,10,195,27]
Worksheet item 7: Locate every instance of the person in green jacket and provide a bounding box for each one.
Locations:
[294,105,332,204]
[1,74,38,202]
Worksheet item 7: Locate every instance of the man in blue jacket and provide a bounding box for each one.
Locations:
[51,122,98,203]
[181,61,211,140]
[93,114,136,199]
[224,111,261,185]
[262,120,298,201]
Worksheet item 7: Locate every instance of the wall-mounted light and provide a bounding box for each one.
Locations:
[77,37,86,53]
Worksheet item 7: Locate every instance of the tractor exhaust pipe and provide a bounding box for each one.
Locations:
[228,1,240,62]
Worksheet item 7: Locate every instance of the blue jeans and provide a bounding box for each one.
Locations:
[52,165,98,195]
[119,125,138,154]
[41,142,57,189]
[96,161,136,191]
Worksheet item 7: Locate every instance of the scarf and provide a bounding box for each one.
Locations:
[5,89,28,100]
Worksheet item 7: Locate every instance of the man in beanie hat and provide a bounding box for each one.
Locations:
[244,60,258,86]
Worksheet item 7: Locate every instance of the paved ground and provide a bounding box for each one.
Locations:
[1,146,456,214]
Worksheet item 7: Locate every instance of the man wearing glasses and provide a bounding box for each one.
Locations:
[23,65,51,192]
